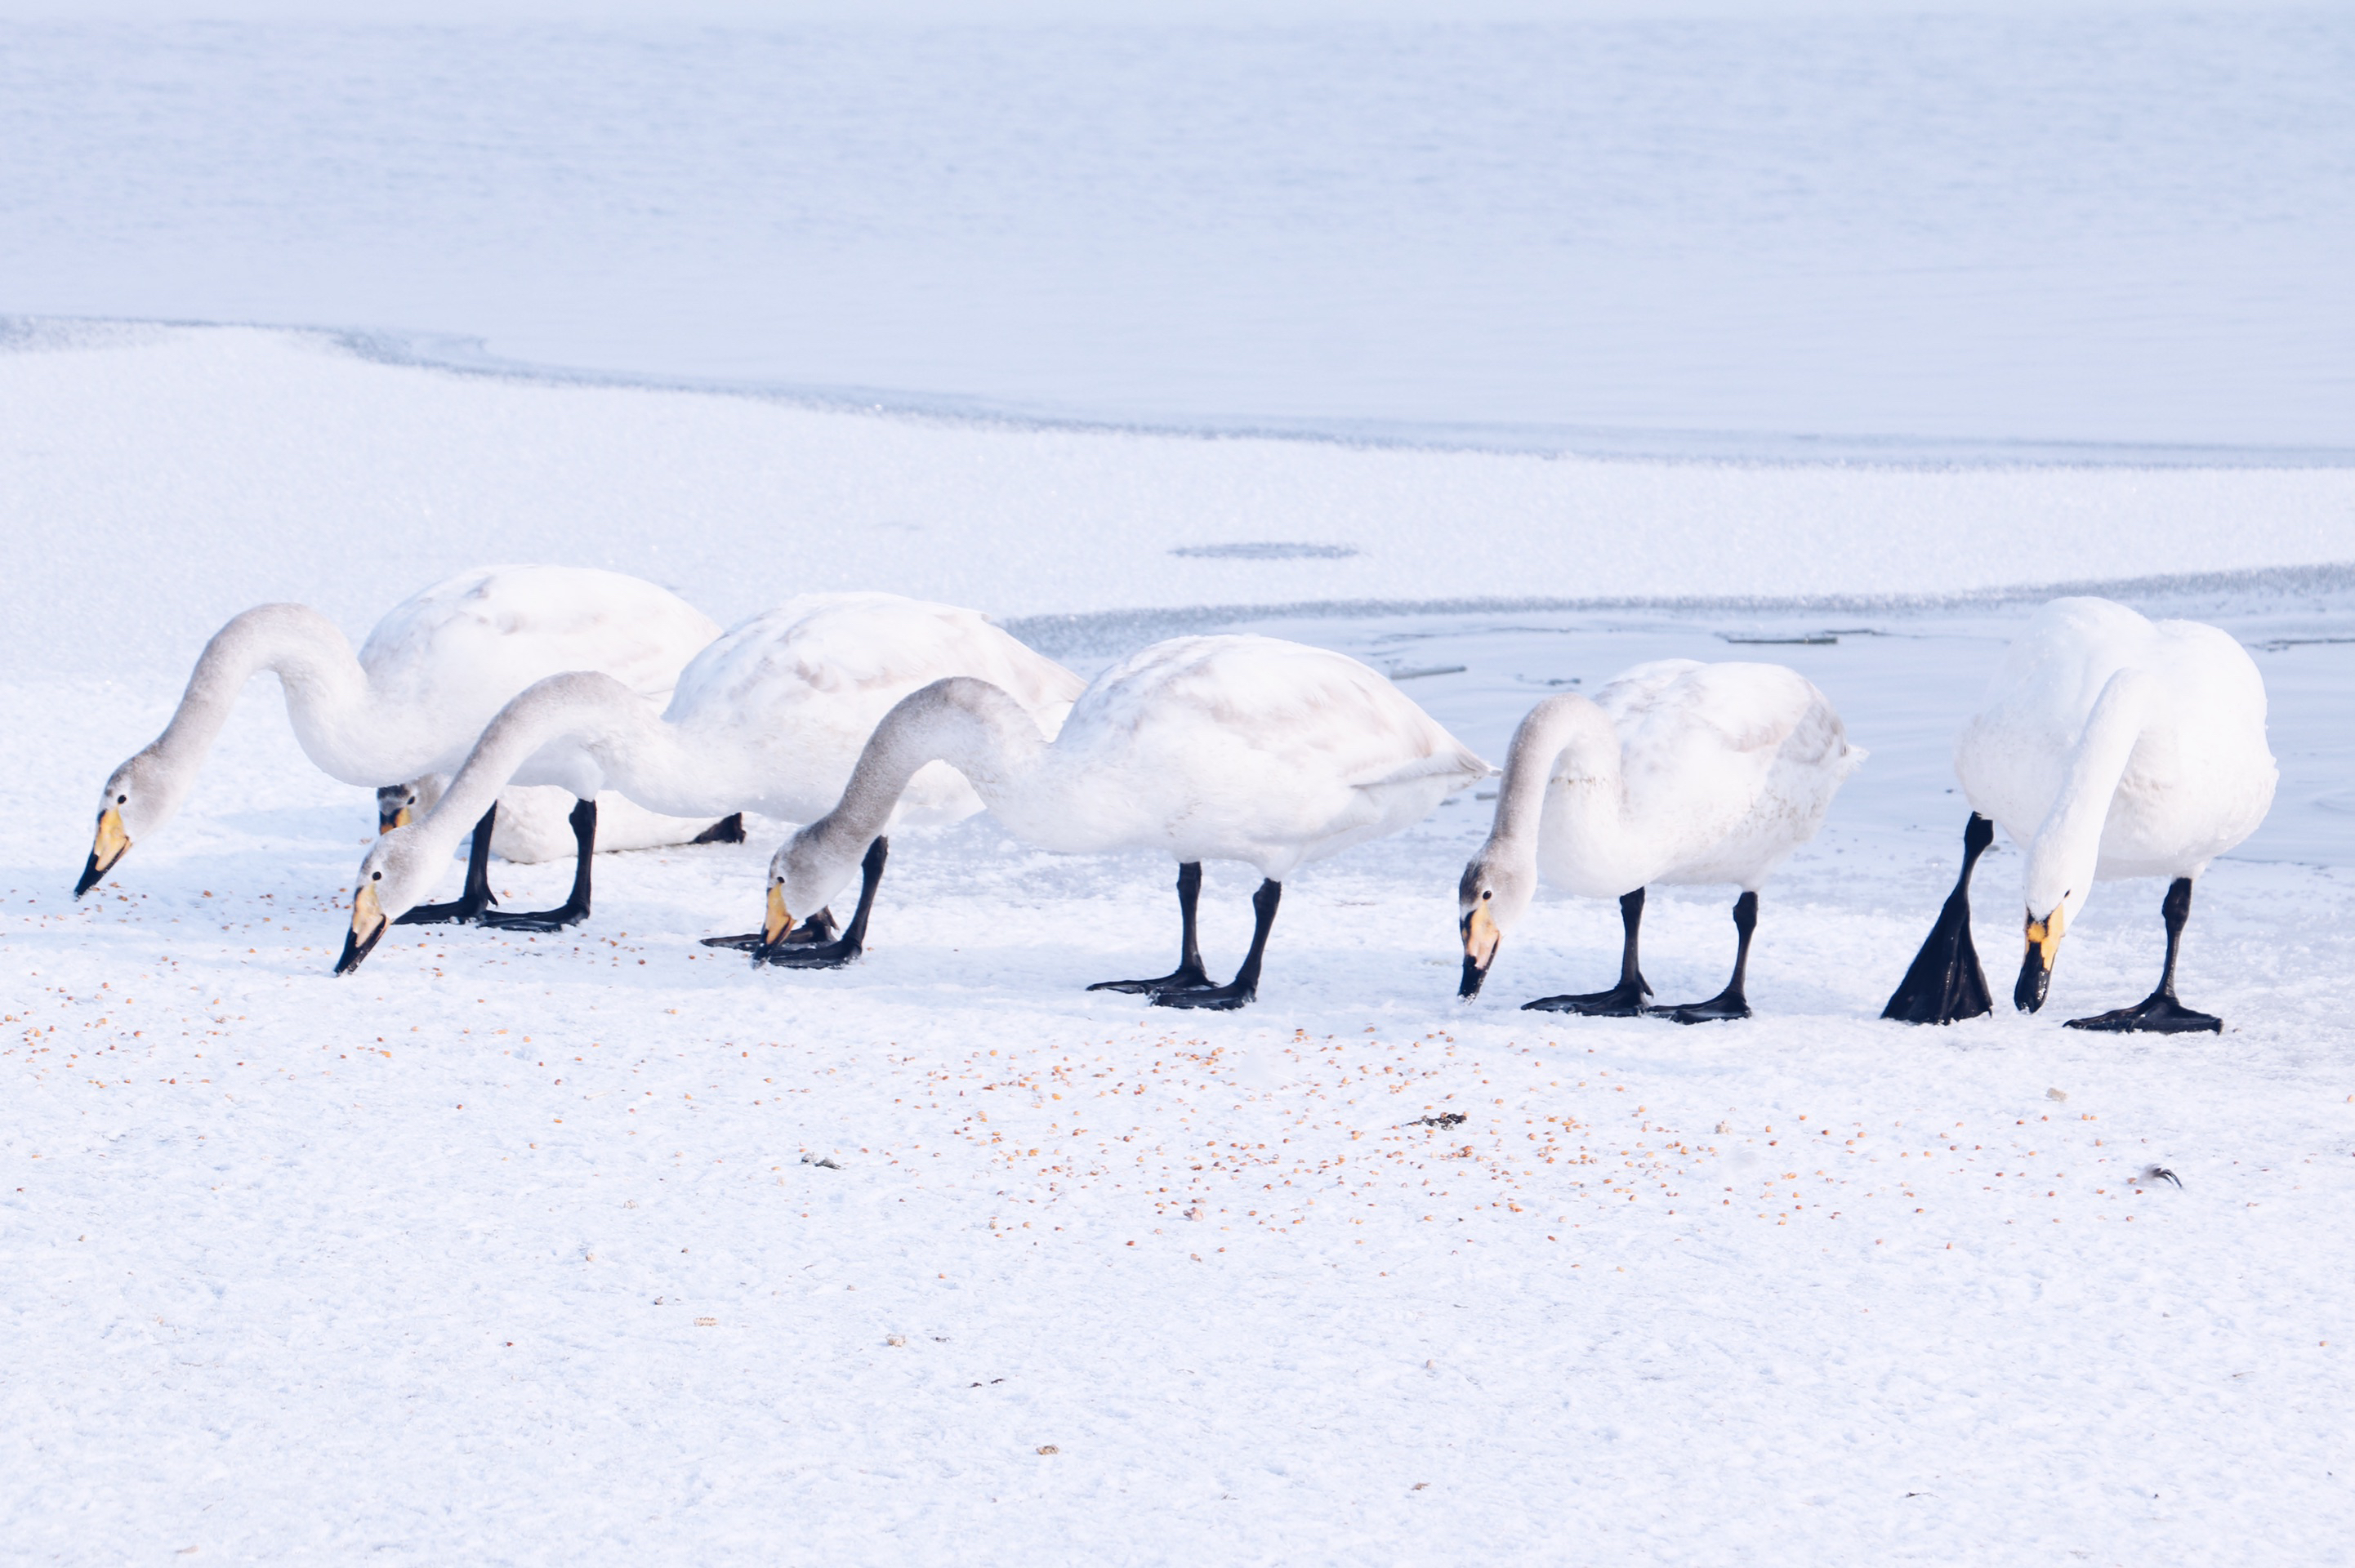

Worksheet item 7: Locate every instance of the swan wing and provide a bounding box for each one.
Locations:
[358,565,722,713]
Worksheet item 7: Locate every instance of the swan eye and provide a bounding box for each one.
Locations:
[1481,889,1492,900]
[371,871,382,881]
[116,794,127,804]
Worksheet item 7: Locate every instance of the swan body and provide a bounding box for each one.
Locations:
[765,635,1491,1008]
[1458,660,1862,1017]
[1956,598,2274,911]
[80,565,724,892]
[1889,597,2274,1030]
[339,593,1084,964]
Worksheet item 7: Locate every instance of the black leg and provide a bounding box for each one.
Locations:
[2065,876,2222,1034]
[702,908,836,951]
[1156,879,1280,1011]
[1656,892,1758,1023]
[691,812,747,844]
[1882,813,1996,1024]
[479,798,598,932]
[760,837,887,969]
[1090,862,1215,994]
[1523,889,1653,1014]
[395,804,502,925]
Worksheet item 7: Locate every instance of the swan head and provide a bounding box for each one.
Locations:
[2014,853,2091,1013]
[759,827,862,953]
[336,829,438,974]
[1456,844,1537,1000]
[76,751,182,896]
[377,783,419,833]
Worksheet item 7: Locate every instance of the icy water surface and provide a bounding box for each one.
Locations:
[4,11,2352,455]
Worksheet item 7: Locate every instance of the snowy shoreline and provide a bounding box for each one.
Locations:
[6,319,2353,1562]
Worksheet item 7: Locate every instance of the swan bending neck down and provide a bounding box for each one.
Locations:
[764,635,1490,1010]
[1884,597,2275,1032]
[1457,661,1862,1021]
[337,592,1083,974]
[78,565,725,911]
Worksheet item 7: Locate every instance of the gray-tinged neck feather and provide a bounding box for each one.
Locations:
[795,677,1047,877]
[414,671,654,865]
[151,604,365,782]
[1483,694,1618,859]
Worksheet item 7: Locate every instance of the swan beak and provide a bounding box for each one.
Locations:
[761,884,793,949]
[380,805,411,833]
[1459,905,1500,1000]
[2014,906,2064,1013]
[76,808,130,896]
[337,884,387,976]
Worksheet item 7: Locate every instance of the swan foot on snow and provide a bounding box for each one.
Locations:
[701,909,836,951]
[2059,876,2223,1034]
[1883,814,1996,1025]
[1523,982,1653,1017]
[1152,878,1281,1012]
[2065,992,2222,1034]
[758,837,888,970]
[1519,889,1654,1015]
[477,798,596,932]
[690,813,747,844]
[1650,891,1758,1024]
[1091,862,1219,996]
[395,804,501,925]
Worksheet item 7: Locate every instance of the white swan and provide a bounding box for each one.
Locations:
[1457,660,1862,1021]
[78,565,728,917]
[760,635,1491,1009]
[1884,596,2275,1032]
[337,592,1086,973]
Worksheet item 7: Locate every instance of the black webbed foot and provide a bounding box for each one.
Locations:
[1883,813,1996,1025]
[702,910,837,951]
[1089,964,1215,996]
[396,889,497,926]
[1522,978,1653,1016]
[2063,991,2221,1034]
[1653,989,1751,1025]
[1153,978,1256,1011]
[757,930,866,969]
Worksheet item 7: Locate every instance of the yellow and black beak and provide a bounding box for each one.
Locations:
[376,786,413,834]
[336,884,388,976]
[758,884,794,951]
[1459,904,1501,1000]
[2014,905,2065,1013]
[75,808,130,897]
[380,805,412,833]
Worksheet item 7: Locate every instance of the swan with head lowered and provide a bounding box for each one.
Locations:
[79,565,734,921]
[337,593,1086,973]
[1883,597,2275,1032]
[1457,661,1862,1020]
[759,635,1491,1009]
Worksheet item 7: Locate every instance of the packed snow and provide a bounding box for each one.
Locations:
[4,324,2353,1561]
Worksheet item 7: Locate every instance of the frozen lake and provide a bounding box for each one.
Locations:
[3,10,2353,456]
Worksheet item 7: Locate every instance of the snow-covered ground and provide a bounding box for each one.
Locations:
[5,327,2353,1561]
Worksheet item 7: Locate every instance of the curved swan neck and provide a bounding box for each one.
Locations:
[800,677,1048,869]
[2027,667,2153,915]
[153,604,368,779]
[1486,694,1623,859]
[417,672,662,860]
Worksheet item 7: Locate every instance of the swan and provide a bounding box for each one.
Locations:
[337,593,1086,974]
[1883,597,2275,1032]
[79,565,732,924]
[757,635,1490,1010]
[1456,661,1862,1021]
